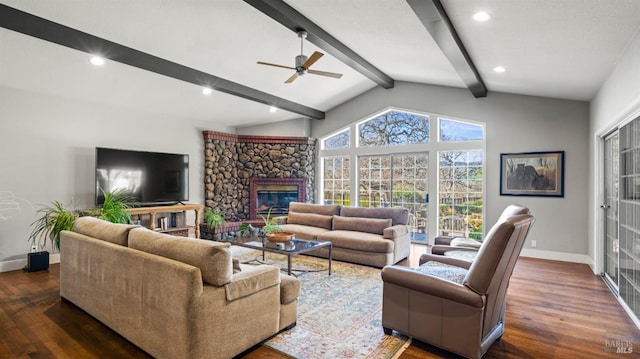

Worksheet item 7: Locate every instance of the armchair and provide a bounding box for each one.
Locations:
[431,204,530,256]
[381,211,535,359]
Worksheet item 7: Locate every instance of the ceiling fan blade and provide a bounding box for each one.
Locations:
[308,69,343,79]
[302,51,323,69]
[285,72,299,83]
[257,61,296,70]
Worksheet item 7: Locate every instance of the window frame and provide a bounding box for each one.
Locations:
[318,107,486,243]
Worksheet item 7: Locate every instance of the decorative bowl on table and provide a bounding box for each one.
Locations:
[265,231,295,243]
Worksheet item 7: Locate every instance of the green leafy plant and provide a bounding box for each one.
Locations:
[204,208,227,231]
[260,207,282,234]
[28,201,78,251]
[237,223,255,238]
[90,189,134,224]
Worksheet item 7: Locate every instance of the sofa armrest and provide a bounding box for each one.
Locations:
[434,235,455,245]
[276,216,288,225]
[224,264,280,301]
[419,253,472,269]
[381,265,483,308]
[383,224,409,239]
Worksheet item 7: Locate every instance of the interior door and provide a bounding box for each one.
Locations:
[603,131,619,290]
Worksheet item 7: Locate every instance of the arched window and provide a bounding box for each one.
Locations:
[320,108,485,242]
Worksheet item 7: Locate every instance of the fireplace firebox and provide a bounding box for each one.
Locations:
[249,178,305,220]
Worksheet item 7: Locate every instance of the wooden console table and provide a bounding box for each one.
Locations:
[126,203,204,238]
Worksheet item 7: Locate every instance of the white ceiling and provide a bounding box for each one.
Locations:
[1,0,639,127]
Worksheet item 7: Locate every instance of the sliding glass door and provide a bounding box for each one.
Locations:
[358,154,429,240]
[603,131,619,289]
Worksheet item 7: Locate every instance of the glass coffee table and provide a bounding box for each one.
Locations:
[226,237,332,276]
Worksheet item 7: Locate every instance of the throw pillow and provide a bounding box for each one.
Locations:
[332,215,392,235]
[287,212,333,229]
[232,258,242,273]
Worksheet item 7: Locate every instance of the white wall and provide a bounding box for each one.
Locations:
[589,29,640,272]
[312,82,591,263]
[0,87,229,271]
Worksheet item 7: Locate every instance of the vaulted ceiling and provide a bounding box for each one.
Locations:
[1,0,639,127]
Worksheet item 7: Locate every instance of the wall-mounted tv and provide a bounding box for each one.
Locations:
[95,147,189,206]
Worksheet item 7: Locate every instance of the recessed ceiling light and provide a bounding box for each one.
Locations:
[89,56,105,66]
[269,106,278,113]
[472,12,491,22]
[493,66,506,73]
[202,87,213,95]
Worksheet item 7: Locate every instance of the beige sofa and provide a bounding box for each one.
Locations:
[278,202,411,267]
[60,217,300,359]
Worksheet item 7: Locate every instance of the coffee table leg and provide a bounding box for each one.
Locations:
[328,244,332,275]
[287,255,292,276]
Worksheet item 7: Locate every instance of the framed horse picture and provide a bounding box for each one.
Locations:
[500,151,565,197]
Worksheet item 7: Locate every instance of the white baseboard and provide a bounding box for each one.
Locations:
[0,258,27,272]
[0,253,60,273]
[520,248,594,270]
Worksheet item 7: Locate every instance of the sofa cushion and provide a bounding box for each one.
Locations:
[289,202,341,216]
[340,206,409,226]
[286,212,333,229]
[332,215,392,235]
[279,224,331,240]
[73,216,139,246]
[317,230,394,253]
[128,227,233,286]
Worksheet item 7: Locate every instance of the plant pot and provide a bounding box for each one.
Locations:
[265,231,295,243]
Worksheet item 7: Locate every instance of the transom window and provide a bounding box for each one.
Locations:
[320,108,485,242]
[358,110,430,147]
[322,129,350,150]
[440,118,484,142]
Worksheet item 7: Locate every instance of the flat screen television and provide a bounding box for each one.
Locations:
[95,147,189,206]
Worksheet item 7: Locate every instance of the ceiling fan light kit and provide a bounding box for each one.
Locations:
[257,30,343,83]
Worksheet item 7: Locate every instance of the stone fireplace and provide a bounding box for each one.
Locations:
[203,131,316,221]
[249,177,305,220]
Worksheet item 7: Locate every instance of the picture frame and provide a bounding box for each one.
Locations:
[500,151,565,197]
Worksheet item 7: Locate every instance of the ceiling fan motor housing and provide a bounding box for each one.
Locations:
[295,54,308,75]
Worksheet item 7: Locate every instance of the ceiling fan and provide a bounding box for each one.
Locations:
[257,31,343,83]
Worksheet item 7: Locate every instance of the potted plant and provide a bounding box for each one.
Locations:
[29,200,78,251]
[90,189,135,224]
[202,208,227,240]
[260,208,295,243]
[237,223,257,238]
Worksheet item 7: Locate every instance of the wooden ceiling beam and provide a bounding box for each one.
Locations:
[406,0,488,98]
[244,0,394,89]
[0,4,325,119]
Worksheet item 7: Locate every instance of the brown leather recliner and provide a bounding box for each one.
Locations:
[431,204,530,256]
[381,211,535,359]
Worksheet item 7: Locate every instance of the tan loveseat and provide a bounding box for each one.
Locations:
[60,217,300,359]
[278,202,411,267]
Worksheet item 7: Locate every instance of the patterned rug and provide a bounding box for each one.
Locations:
[232,247,411,359]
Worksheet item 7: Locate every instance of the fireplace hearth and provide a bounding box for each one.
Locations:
[249,178,305,220]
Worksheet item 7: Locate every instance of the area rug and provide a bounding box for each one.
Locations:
[232,247,411,359]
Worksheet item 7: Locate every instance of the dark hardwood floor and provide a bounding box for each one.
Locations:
[1,245,638,358]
